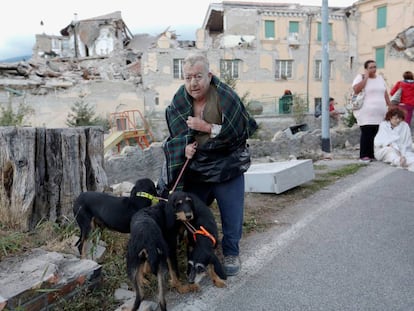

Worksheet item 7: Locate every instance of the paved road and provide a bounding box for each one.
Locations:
[171,162,414,311]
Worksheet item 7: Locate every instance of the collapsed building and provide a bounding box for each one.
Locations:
[0,0,412,130]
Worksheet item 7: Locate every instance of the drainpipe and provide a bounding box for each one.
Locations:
[306,12,313,109]
[73,13,79,58]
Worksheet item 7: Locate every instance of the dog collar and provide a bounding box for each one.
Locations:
[135,192,159,205]
[193,226,216,247]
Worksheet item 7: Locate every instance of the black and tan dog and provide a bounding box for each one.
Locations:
[73,178,157,258]
[127,207,169,311]
[187,227,227,288]
[127,199,200,311]
[165,191,227,289]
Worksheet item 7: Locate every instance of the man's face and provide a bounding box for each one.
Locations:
[183,61,212,101]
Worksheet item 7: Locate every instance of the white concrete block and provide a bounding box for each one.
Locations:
[245,159,315,194]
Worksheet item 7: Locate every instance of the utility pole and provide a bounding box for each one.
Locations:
[321,0,331,153]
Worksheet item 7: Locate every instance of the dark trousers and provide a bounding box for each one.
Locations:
[359,124,379,159]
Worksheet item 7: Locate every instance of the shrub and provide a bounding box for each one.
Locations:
[0,97,34,126]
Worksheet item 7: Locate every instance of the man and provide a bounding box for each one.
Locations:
[162,52,257,276]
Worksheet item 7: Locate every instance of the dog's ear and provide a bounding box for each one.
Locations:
[130,186,137,198]
[188,193,205,213]
[211,253,227,280]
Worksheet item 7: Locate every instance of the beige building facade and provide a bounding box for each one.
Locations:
[142,0,414,117]
[2,1,413,129]
[353,0,414,88]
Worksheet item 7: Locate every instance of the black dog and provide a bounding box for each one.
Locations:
[73,178,157,258]
[165,191,227,289]
[187,228,227,288]
[131,200,197,294]
[127,207,169,311]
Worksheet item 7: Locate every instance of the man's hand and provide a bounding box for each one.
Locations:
[185,142,198,159]
[187,116,211,133]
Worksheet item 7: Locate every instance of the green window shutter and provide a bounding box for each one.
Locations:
[318,22,332,41]
[317,22,321,41]
[375,47,385,68]
[265,20,275,38]
[377,6,387,29]
[289,21,299,33]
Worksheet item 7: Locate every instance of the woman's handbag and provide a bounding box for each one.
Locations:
[348,74,365,110]
[349,89,365,110]
[391,87,402,104]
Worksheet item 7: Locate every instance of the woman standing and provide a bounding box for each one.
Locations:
[390,71,414,126]
[352,60,390,163]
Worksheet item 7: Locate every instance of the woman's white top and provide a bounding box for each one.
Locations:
[352,74,387,126]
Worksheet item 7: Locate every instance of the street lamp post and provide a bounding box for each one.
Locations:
[321,0,331,153]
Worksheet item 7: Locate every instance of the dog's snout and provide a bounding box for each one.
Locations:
[187,262,196,284]
[195,263,206,273]
[185,213,192,220]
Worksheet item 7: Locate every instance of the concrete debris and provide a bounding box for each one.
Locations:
[0,248,101,310]
[111,181,135,196]
[390,26,414,61]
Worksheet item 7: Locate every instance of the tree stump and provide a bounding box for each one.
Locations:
[0,126,108,231]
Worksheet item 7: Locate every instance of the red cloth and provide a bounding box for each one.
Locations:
[390,81,414,106]
[329,103,335,112]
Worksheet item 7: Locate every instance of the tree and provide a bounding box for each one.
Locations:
[66,97,98,127]
[65,97,109,132]
[0,97,34,126]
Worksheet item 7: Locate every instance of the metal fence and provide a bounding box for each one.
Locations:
[247,94,309,116]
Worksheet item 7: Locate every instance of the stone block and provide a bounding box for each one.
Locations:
[244,159,315,194]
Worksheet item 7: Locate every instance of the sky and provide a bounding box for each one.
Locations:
[0,0,355,60]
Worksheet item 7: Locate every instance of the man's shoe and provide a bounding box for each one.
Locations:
[224,255,241,276]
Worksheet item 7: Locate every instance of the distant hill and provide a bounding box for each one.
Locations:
[0,55,32,63]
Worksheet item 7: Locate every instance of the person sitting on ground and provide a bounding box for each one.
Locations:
[374,107,414,171]
[329,97,340,122]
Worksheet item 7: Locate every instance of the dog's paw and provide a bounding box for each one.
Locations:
[213,278,227,288]
[188,283,201,292]
[173,282,200,294]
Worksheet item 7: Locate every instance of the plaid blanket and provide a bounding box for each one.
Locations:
[164,75,257,190]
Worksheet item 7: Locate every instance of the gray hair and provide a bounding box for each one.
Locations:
[183,52,209,72]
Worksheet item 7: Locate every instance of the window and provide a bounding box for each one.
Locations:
[317,22,332,41]
[289,21,299,34]
[220,59,240,79]
[275,60,293,79]
[264,20,275,39]
[314,60,333,80]
[173,58,184,79]
[375,47,385,68]
[288,21,299,41]
[51,38,61,50]
[377,6,387,29]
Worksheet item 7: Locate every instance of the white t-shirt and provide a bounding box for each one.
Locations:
[352,74,387,126]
